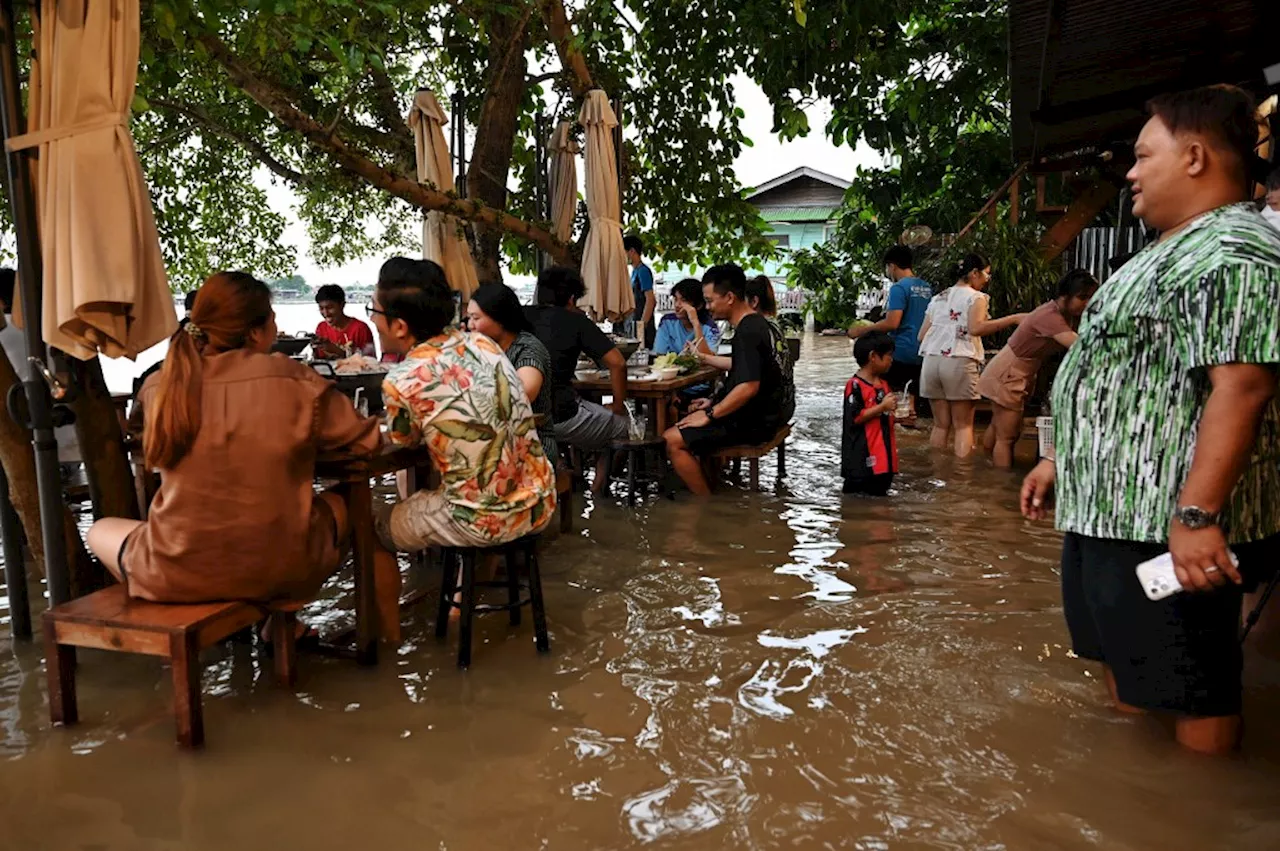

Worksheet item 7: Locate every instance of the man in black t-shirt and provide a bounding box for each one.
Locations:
[525,266,629,483]
[663,264,793,495]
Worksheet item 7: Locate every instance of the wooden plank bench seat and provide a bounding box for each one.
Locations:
[711,423,792,490]
[43,584,300,749]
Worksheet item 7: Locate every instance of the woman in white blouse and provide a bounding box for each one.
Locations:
[917,253,1026,458]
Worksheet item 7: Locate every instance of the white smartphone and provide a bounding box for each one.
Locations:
[1136,550,1240,602]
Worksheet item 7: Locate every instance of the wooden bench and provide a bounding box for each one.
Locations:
[43,584,299,749]
[712,424,792,490]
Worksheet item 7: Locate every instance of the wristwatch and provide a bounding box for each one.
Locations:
[1173,505,1220,530]
[705,407,717,422]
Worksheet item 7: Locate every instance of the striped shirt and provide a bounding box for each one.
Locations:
[1051,203,1280,544]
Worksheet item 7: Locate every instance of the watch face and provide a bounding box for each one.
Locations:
[1177,507,1217,528]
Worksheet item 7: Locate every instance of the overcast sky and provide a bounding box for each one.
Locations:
[271,76,882,288]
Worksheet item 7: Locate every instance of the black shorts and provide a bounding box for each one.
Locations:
[1060,532,1280,717]
[680,418,774,456]
[843,474,894,496]
[884,359,922,393]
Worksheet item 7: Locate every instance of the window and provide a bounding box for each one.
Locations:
[823,222,837,243]
[767,233,791,249]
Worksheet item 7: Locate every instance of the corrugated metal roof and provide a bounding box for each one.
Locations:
[1010,0,1280,164]
[758,205,837,222]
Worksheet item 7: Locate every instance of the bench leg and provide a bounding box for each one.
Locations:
[559,486,573,533]
[436,548,456,639]
[43,620,78,728]
[526,543,550,654]
[170,632,204,749]
[271,611,298,688]
[749,458,760,491]
[457,550,476,669]
[506,546,522,627]
[777,439,787,478]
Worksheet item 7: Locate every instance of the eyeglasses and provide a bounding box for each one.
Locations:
[365,301,389,320]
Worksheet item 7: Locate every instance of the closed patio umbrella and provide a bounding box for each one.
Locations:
[548,120,578,244]
[8,0,175,360]
[408,89,479,300]
[577,90,632,322]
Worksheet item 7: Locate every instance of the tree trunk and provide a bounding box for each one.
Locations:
[0,346,105,597]
[69,357,139,523]
[465,9,532,285]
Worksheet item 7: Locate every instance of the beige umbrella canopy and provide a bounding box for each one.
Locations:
[548,120,579,244]
[408,89,479,300]
[8,0,175,360]
[577,90,632,323]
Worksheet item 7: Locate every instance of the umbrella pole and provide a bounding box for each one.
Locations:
[0,0,72,607]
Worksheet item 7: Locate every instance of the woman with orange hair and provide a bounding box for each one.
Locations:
[87,272,380,606]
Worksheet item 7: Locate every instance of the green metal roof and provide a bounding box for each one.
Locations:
[758,205,838,223]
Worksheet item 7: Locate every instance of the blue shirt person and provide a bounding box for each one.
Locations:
[848,244,934,415]
[625,234,656,348]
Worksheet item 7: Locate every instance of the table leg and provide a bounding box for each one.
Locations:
[654,398,669,437]
[348,478,378,666]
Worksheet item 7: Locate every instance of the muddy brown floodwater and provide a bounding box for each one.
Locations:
[3,334,1280,850]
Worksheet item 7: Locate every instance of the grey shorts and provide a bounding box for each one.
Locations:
[554,400,628,451]
[374,490,489,552]
[920,354,981,401]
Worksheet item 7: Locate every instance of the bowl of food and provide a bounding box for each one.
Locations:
[652,366,680,381]
[271,335,312,357]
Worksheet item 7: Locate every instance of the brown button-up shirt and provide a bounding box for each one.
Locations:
[123,350,379,602]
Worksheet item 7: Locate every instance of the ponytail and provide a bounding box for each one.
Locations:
[145,326,205,469]
[144,271,273,470]
[951,252,989,284]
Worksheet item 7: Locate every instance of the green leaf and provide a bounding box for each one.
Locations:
[443,466,477,484]
[793,0,807,27]
[435,419,497,442]
[515,416,536,436]
[495,364,511,422]
[476,426,507,488]
[131,93,151,113]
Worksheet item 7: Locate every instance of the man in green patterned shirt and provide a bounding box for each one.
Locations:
[1021,85,1280,755]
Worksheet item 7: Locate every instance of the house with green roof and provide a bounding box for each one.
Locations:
[747,166,851,284]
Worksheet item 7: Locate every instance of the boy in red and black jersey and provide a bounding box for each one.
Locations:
[842,332,899,496]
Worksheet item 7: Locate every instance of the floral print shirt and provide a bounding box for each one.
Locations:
[382,330,557,542]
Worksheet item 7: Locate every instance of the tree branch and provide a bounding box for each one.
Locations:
[150,97,312,187]
[197,33,570,262]
[526,70,560,86]
[540,0,594,98]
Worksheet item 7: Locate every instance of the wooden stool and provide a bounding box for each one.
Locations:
[712,423,792,490]
[556,468,574,533]
[43,584,299,749]
[436,536,550,669]
[605,437,670,504]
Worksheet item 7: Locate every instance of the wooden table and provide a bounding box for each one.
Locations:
[315,444,436,664]
[573,366,720,435]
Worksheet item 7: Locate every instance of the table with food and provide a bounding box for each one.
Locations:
[572,350,720,436]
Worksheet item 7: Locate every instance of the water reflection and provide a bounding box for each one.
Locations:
[2,335,1280,849]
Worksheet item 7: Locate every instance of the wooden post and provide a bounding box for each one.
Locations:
[1010,174,1021,225]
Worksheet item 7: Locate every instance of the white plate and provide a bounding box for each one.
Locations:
[630,374,659,382]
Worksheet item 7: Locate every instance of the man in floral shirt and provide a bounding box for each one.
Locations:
[369,257,556,561]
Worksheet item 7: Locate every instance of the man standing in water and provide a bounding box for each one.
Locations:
[1022,85,1280,755]
[625,235,657,349]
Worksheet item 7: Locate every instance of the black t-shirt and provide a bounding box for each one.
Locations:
[719,312,793,433]
[526,304,618,423]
